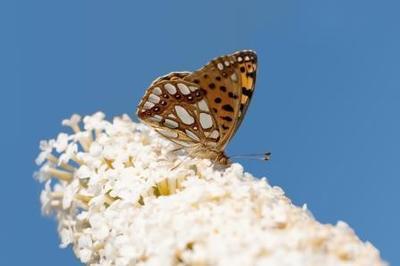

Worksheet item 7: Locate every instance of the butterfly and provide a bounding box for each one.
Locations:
[137,50,263,165]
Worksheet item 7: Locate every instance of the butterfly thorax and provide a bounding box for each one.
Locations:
[188,144,230,165]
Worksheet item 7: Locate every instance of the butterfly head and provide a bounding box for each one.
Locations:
[215,152,230,165]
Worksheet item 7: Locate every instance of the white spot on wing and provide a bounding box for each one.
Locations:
[209,130,220,139]
[230,73,238,82]
[244,56,250,61]
[164,83,177,95]
[164,119,179,129]
[177,83,191,95]
[175,105,194,125]
[217,63,224,70]
[153,87,162,95]
[148,94,160,103]
[148,115,162,123]
[185,129,200,141]
[197,100,209,112]
[199,113,213,129]
[237,56,243,62]
[224,61,230,66]
[157,128,178,138]
[143,102,154,109]
[189,86,198,92]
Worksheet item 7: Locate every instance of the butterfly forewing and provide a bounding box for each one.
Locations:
[137,50,258,162]
[232,51,257,134]
[183,50,257,149]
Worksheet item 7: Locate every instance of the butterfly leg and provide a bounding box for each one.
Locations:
[169,146,201,171]
[170,152,193,171]
[169,147,184,154]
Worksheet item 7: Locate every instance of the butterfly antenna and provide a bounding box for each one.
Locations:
[230,152,271,161]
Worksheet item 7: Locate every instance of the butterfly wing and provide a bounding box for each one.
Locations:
[231,51,257,134]
[183,50,258,150]
[150,71,192,86]
[136,79,221,148]
[137,50,257,156]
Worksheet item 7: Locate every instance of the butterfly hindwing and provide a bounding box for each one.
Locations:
[150,71,192,86]
[137,79,221,147]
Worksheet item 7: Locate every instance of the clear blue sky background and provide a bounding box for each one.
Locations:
[3,0,399,265]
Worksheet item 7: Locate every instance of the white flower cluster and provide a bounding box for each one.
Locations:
[35,112,386,266]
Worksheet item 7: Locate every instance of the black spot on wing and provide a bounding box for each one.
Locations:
[242,87,253,97]
[247,71,256,79]
[228,92,238,99]
[222,104,234,112]
[221,116,233,122]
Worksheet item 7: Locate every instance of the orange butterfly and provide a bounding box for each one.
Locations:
[137,50,267,165]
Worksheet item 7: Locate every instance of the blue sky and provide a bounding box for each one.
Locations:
[3,0,400,264]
